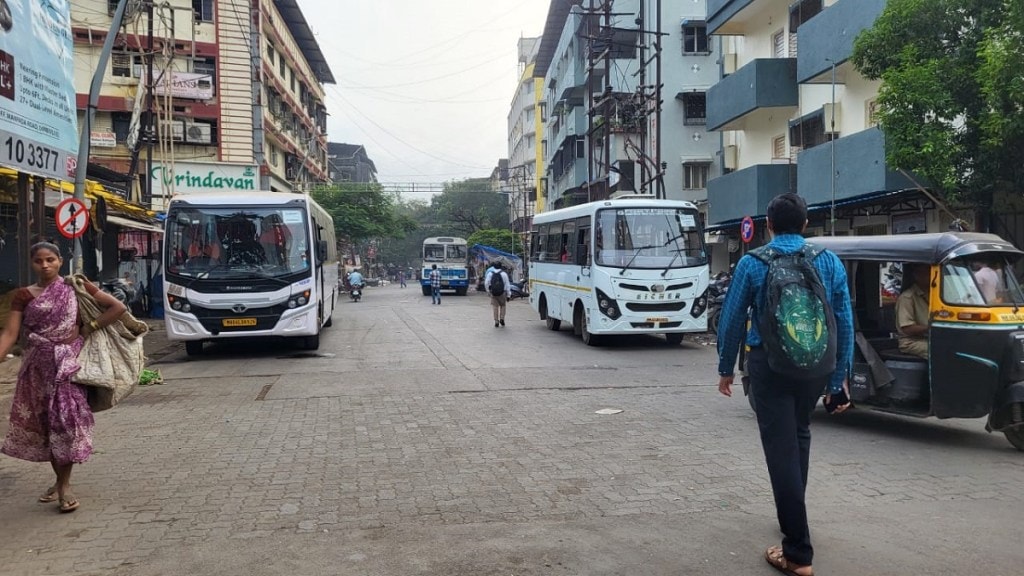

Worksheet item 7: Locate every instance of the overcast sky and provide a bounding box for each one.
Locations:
[296,0,553,185]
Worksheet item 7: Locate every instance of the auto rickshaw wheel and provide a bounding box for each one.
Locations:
[1003,427,1024,451]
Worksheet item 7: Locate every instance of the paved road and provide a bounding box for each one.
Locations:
[1,285,1022,575]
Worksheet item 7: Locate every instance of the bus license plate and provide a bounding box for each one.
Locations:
[223,318,257,327]
[646,317,669,323]
[441,281,449,287]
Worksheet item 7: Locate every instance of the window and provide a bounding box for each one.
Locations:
[772,29,786,58]
[772,134,786,159]
[193,57,215,86]
[682,24,709,54]
[269,144,279,167]
[866,98,880,128]
[681,92,706,125]
[266,44,275,65]
[683,163,709,190]
[789,0,824,32]
[111,112,131,144]
[111,52,141,77]
[192,0,213,22]
[789,112,835,151]
[290,68,296,92]
[279,59,286,79]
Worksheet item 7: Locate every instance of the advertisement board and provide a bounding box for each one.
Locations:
[152,71,214,100]
[150,161,259,196]
[0,0,79,179]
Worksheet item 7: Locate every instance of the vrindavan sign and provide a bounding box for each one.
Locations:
[151,161,258,196]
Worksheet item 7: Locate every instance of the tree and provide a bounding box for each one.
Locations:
[429,178,509,235]
[851,0,1024,226]
[466,228,523,255]
[311,182,417,247]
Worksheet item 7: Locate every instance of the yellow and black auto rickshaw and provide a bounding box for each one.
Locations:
[802,232,1024,450]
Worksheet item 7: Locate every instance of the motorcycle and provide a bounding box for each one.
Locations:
[350,284,363,302]
[509,280,529,301]
[706,270,731,335]
[102,278,136,306]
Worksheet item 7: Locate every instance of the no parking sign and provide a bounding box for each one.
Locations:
[740,216,755,244]
[55,198,90,239]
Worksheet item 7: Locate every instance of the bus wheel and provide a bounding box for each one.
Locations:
[580,312,601,346]
[185,341,203,356]
[324,314,333,328]
[421,285,431,296]
[541,299,561,331]
[665,333,684,346]
[1005,427,1024,451]
[303,332,321,351]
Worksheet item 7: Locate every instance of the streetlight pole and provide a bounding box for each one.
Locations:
[828,58,837,236]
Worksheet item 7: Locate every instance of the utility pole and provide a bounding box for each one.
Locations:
[143,0,155,208]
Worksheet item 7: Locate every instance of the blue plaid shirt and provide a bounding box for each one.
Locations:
[429,269,441,288]
[716,234,854,393]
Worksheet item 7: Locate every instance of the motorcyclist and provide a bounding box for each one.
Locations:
[348,270,364,289]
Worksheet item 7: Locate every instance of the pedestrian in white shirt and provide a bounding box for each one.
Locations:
[485,263,511,327]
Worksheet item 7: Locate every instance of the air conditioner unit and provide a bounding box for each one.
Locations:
[184,121,212,144]
[723,145,738,170]
[161,119,184,142]
[722,53,737,75]
[823,102,841,134]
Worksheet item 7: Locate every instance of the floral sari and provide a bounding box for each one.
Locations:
[1,279,94,464]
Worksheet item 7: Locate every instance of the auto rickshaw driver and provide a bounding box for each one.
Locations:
[896,263,931,360]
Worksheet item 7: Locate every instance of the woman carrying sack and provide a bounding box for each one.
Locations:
[0,241,126,513]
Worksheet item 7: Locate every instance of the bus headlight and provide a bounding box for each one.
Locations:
[691,289,709,317]
[288,290,311,309]
[595,288,620,320]
[168,295,192,314]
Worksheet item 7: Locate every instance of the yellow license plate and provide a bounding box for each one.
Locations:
[646,317,669,323]
[222,318,257,327]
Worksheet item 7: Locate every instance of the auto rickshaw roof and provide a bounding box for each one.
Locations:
[809,232,1024,263]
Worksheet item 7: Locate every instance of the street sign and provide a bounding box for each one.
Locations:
[740,216,755,244]
[55,198,89,239]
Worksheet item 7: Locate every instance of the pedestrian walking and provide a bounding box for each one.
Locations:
[0,241,127,513]
[429,264,442,305]
[398,270,407,288]
[485,263,511,327]
[715,193,853,576]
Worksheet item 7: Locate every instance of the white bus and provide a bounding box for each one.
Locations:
[529,197,709,346]
[420,236,470,296]
[162,192,339,355]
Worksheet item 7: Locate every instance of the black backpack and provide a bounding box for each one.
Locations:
[750,244,837,379]
[489,270,506,296]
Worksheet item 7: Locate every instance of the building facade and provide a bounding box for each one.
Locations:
[705,0,942,255]
[71,0,333,209]
[327,143,378,183]
[505,37,542,232]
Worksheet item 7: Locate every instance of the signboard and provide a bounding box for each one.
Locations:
[740,216,755,244]
[90,131,117,148]
[152,71,214,100]
[55,197,89,239]
[150,161,259,196]
[0,0,79,179]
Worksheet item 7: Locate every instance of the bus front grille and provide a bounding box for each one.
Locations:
[625,302,687,312]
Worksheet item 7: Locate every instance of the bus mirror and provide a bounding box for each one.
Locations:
[316,240,328,262]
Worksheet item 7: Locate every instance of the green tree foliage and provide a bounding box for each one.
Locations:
[430,178,509,234]
[851,0,1024,217]
[466,228,523,255]
[311,182,417,246]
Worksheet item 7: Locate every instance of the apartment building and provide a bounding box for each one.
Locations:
[71,0,333,209]
[705,0,939,247]
[532,1,720,212]
[505,36,543,230]
[327,143,378,183]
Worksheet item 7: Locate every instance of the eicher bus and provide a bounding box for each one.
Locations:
[529,197,709,346]
[421,236,470,296]
[163,192,339,355]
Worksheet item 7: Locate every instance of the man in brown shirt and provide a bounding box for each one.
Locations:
[896,263,931,359]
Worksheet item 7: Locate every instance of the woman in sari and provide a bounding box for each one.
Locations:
[0,242,126,512]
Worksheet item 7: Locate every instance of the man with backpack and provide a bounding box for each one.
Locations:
[485,262,511,327]
[716,193,853,576]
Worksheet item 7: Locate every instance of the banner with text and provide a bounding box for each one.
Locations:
[0,0,79,179]
[151,161,260,196]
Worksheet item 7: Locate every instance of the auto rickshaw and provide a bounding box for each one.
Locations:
[779,232,1024,450]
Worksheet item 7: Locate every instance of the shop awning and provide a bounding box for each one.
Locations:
[107,215,164,234]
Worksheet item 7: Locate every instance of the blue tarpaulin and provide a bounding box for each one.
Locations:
[468,244,523,281]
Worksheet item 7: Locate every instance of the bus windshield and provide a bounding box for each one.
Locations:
[447,244,467,261]
[595,207,706,269]
[165,206,311,279]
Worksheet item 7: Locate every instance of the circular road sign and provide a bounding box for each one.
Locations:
[55,197,90,239]
[740,216,755,244]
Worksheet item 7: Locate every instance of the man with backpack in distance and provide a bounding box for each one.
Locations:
[485,262,511,327]
[716,193,853,576]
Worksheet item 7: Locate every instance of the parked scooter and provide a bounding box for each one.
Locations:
[509,279,529,301]
[101,278,136,306]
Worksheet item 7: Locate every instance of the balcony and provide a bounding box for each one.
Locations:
[708,163,796,225]
[707,0,767,36]
[707,58,798,131]
[798,0,887,84]
[797,128,917,206]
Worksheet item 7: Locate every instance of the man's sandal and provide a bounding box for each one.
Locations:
[765,546,814,576]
